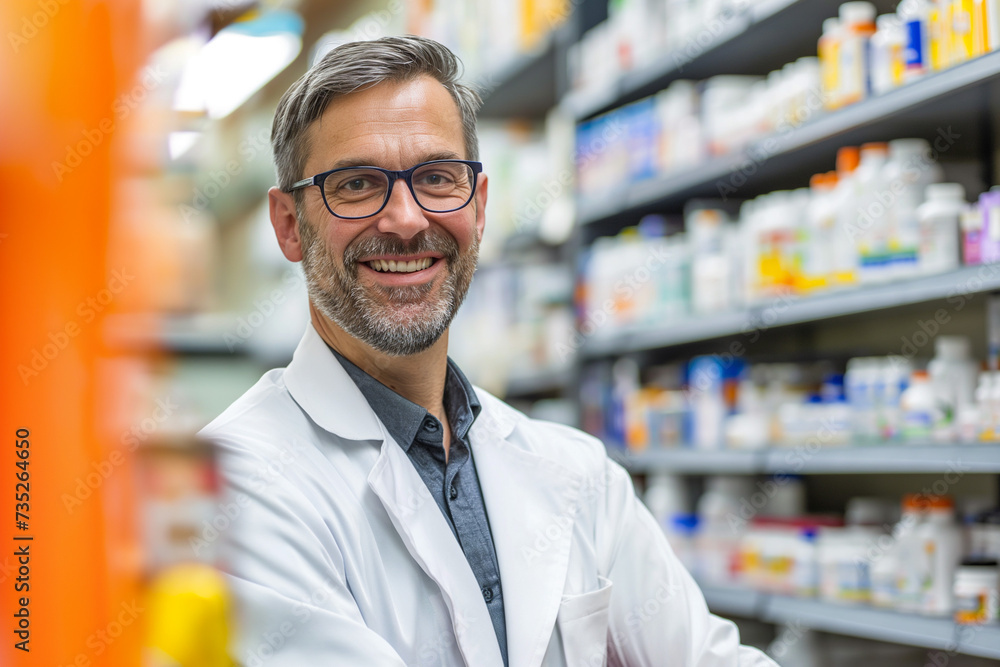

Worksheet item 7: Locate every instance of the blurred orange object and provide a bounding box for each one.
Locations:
[0,1,148,665]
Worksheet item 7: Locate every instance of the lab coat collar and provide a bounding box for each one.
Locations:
[283,323,384,441]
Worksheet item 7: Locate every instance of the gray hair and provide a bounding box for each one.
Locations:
[271,35,482,194]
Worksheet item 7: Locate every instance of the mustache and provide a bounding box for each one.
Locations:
[342,231,460,274]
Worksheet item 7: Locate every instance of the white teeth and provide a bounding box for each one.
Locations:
[368,257,434,273]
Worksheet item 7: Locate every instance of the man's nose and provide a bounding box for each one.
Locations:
[374,179,430,239]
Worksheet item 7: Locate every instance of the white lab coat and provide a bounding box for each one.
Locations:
[201,324,775,667]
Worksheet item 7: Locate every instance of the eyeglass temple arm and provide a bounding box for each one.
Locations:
[289,177,315,191]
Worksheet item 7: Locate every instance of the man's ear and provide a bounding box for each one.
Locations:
[269,186,303,262]
[474,173,487,242]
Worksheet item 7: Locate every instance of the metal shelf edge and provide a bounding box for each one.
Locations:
[504,367,574,398]
[698,584,765,618]
[580,265,1000,358]
[762,596,959,653]
[610,447,762,474]
[959,624,1000,660]
[693,590,1000,658]
[607,443,1000,474]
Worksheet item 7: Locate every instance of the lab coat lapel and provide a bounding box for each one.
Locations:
[283,323,385,441]
[471,397,583,667]
[368,436,505,667]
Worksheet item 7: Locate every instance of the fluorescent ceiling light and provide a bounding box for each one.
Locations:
[174,10,303,119]
[168,131,201,160]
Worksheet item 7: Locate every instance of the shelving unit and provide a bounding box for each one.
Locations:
[578,45,1000,227]
[762,595,999,659]
[563,0,896,121]
[610,447,760,474]
[699,583,766,618]
[700,584,1000,659]
[515,1,1000,661]
[582,264,1000,357]
[614,443,1000,475]
[477,24,573,120]
[504,366,575,399]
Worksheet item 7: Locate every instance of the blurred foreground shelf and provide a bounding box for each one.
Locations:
[611,443,1000,475]
[581,265,1000,358]
[103,313,297,360]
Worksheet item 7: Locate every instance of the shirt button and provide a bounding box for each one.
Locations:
[482,587,493,603]
[449,484,458,500]
[423,419,438,432]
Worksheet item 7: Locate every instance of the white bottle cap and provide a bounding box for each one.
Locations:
[935,335,971,361]
[961,206,982,231]
[926,182,966,202]
[861,142,889,157]
[888,138,931,160]
[840,2,876,25]
[846,497,894,526]
[876,14,900,30]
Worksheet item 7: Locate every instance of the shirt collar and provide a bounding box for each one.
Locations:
[330,347,481,451]
[444,357,482,442]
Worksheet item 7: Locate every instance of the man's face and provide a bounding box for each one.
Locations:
[295,76,486,356]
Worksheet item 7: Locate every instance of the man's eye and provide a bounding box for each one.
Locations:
[418,172,454,186]
[343,178,371,191]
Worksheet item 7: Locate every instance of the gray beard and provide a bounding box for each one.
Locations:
[299,218,479,357]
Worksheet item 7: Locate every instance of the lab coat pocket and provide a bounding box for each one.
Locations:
[556,576,612,667]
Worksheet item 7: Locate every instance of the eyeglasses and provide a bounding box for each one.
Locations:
[288,159,484,220]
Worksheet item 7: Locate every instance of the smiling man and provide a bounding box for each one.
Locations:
[202,35,776,667]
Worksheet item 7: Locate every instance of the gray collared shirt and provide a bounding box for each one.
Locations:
[331,348,509,667]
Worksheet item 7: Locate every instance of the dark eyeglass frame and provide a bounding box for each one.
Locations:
[287,159,484,220]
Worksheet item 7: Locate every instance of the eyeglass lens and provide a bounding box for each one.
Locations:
[323,161,475,218]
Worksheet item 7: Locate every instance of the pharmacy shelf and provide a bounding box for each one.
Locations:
[961,623,1000,660]
[582,309,749,357]
[563,0,882,121]
[504,366,574,399]
[696,589,1000,659]
[578,48,1000,226]
[698,584,766,618]
[477,24,571,119]
[613,443,1000,475]
[764,443,1000,474]
[581,265,1000,358]
[610,447,760,474]
[761,596,1000,659]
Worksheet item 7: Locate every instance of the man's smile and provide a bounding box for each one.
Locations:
[357,254,446,286]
